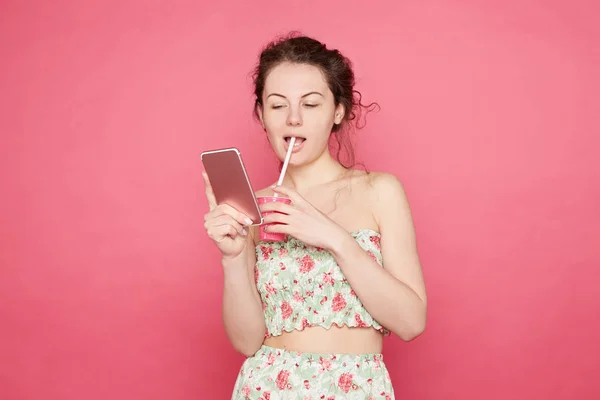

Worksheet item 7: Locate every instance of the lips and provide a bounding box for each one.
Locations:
[283,136,306,153]
[284,136,305,144]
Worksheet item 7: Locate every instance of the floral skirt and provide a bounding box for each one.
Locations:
[231,345,394,399]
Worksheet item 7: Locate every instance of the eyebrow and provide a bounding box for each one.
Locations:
[266,91,324,99]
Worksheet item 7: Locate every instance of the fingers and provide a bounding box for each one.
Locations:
[202,171,218,210]
[271,185,305,204]
[202,196,254,244]
[208,203,254,226]
[259,201,295,215]
[212,224,243,241]
[261,211,290,225]
[205,214,247,239]
[262,221,288,234]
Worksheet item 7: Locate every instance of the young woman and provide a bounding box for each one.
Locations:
[202,33,427,400]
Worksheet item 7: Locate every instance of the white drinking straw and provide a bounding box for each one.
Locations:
[273,136,296,197]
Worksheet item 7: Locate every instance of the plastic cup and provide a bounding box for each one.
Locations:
[257,196,292,242]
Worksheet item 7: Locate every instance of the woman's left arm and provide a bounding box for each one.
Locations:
[263,175,427,340]
[329,173,427,341]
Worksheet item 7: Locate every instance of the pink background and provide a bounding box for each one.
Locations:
[1,1,598,399]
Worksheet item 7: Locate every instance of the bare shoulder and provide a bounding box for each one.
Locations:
[372,171,406,193]
[361,171,408,201]
[362,171,412,223]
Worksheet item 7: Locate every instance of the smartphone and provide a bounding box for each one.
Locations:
[200,147,263,226]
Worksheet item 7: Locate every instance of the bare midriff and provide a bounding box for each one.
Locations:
[263,325,383,354]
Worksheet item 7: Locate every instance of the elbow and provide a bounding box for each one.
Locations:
[223,318,266,357]
[398,320,426,342]
[231,330,265,357]
[396,309,427,342]
[235,343,262,357]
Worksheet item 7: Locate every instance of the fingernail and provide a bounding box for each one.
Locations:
[245,217,253,225]
[242,228,247,236]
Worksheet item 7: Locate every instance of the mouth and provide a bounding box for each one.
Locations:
[283,136,306,153]
[284,136,306,145]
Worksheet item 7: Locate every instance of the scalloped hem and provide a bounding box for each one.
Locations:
[265,321,391,338]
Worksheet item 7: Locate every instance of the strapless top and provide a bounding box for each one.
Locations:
[254,229,390,337]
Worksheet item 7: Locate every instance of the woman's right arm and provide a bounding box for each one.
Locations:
[221,229,266,356]
[202,171,265,356]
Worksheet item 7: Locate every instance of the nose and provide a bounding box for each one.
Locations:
[286,105,302,127]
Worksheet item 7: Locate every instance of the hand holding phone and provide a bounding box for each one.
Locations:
[202,171,253,259]
[201,147,262,259]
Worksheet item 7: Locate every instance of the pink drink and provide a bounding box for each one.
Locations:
[257,196,291,242]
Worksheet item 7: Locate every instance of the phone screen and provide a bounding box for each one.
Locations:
[201,148,263,225]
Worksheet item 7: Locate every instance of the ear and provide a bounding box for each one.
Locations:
[256,103,266,129]
[334,103,345,125]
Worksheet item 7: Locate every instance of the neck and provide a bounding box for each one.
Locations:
[281,149,348,191]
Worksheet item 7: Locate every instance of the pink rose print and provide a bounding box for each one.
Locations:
[242,384,250,396]
[281,301,293,319]
[367,251,378,263]
[331,293,347,312]
[320,296,328,305]
[260,246,273,260]
[323,272,334,285]
[354,313,368,328]
[276,370,290,390]
[278,247,288,257]
[374,355,381,369]
[303,379,310,389]
[319,357,332,371]
[369,235,381,249]
[338,372,354,393]
[293,291,304,303]
[254,267,259,284]
[265,282,277,295]
[301,317,309,329]
[261,391,271,400]
[297,255,315,273]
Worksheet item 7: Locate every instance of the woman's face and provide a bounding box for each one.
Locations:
[258,62,344,165]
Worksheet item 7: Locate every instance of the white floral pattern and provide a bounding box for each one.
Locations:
[232,345,395,399]
[254,229,390,338]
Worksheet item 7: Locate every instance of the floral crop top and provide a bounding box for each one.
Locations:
[254,229,390,337]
